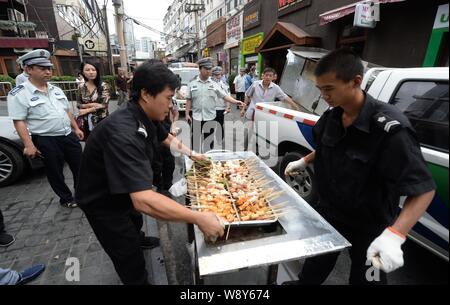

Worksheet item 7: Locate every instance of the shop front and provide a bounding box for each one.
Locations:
[224,12,243,77]
[241,32,264,78]
[255,22,320,81]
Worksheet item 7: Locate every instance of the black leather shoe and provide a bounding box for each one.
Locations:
[140,236,160,249]
[0,233,15,247]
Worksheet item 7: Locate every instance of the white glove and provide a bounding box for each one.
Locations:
[284,158,307,176]
[367,228,406,273]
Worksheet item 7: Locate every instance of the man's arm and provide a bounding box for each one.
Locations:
[162,133,206,161]
[392,190,435,236]
[13,120,40,158]
[283,95,300,111]
[130,190,224,239]
[223,95,244,107]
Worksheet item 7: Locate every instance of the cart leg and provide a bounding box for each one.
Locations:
[267,264,278,285]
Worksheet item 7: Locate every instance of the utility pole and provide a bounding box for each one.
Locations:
[185,1,205,60]
[112,0,128,72]
[102,5,114,75]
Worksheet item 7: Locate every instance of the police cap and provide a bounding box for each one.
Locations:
[197,57,213,69]
[17,49,53,67]
[212,66,223,75]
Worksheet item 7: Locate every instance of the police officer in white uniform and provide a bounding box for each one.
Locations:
[7,49,84,208]
[185,58,243,152]
[15,56,29,86]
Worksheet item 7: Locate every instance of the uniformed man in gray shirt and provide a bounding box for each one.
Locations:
[15,56,29,86]
[185,58,243,152]
[7,49,84,208]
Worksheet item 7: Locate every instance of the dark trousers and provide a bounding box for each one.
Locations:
[215,110,225,144]
[0,209,5,233]
[236,92,245,103]
[82,208,148,285]
[153,145,175,191]
[298,218,387,285]
[32,133,82,204]
[192,119,215,153]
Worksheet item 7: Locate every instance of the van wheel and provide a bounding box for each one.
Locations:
[0,143,25,187]
[279,151,317,204]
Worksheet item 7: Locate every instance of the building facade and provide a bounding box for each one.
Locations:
[0,0,47,77]
[26,0,109,76]
[241,0,449,80]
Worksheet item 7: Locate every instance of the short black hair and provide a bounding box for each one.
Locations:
[314,48,364,82]
[130,61,180,103]
[263,67,276,74]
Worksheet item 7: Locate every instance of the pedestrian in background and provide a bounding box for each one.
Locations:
[212,66,230,145]
[185,58,243,152]
[115,68,128,106]
[14,56,29,87]
[7,49,83,209]
[77,61,110,140]
[233,68,247,106]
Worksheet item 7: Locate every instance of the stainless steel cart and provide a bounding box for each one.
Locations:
[187,151,351,284]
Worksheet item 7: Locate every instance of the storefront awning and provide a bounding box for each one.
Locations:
[0,37,49,49]
[319,0,406,25]
[173,43,196,59]
[256,22,320,53]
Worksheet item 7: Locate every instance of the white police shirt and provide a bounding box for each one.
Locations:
[186,76,227,121]
[7,80,72,136]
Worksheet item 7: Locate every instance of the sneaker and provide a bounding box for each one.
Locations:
[61,202,78,208]
[140,236,160,250]
[16,264,46,285]
[0,233,15,247]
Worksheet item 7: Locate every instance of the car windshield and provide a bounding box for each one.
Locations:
[174,70,198,85]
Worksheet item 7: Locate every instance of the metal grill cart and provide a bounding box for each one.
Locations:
[186,151,351,285]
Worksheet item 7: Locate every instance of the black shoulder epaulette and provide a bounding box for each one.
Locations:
[9,85,25,96]
[137,121,148,138]
[373,112,402,133]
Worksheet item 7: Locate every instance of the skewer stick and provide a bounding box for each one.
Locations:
[269,200,290,207]
[266,190,285,199]
[225,224,231,241]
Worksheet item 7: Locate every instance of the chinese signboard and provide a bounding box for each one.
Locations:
[225,13,243,49]
[278,0,311,17]
[243,5,260,31]
[242,33,264,55]
[278,0,302,10]
[433,3,449,29]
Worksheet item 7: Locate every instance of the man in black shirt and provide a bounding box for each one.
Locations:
[284,48,436,285]
[75,62,224,285]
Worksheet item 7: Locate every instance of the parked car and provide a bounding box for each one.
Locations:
[169,67,199,112]
[254,47,449,262]
[0,98,42,187]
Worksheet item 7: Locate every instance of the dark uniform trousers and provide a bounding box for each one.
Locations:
[298,214,387,285]
[215,110,225,145]
[32,133,82,204]
[82,208,148,285]
[152,144,175,191]
[192,119,215,153]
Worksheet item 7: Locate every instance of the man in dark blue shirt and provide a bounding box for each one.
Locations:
[284,48,436,285]
[75,62,224,285]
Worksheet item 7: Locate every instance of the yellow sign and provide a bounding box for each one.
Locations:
[242,35,264,55]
